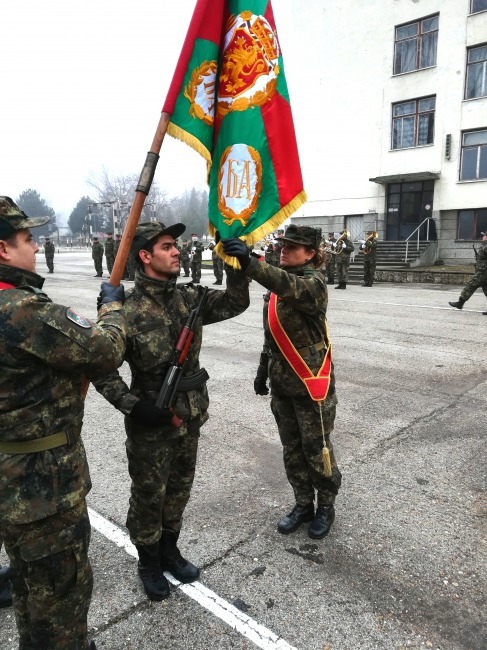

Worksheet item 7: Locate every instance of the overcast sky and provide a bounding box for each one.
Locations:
[1,0,319,220]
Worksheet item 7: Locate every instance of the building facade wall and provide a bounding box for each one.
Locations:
[282,0,487,266]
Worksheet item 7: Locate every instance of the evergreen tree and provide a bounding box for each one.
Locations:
[16,189,56,239]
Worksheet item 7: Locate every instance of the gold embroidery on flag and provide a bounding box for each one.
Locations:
[184,61,218,126]
[218,144,262,226]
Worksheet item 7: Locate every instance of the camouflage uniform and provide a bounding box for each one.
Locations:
[44,239,55,273]
[93,266,249,547]
[104,234,115,274]
[247,257,341,508]
[0,251,126,646]
[335,235,355,288]
[114,235,122,257]
[460,240,487,302]
[91,239,104,277]
[190,238,205,283]
[361,234,378,287]
[180,242,190,277]
[208,242,224,285]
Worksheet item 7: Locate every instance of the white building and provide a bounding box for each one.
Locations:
[287,0,487,265]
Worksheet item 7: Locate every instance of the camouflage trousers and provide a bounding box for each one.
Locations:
[105,255,114,274]
[336,256,351,284]
[191,260,202,282]
[212,256,224,283]
[181,260,190,277]
[125,425,200,546]
[45,256,54,273]
[326,255,336,282]
[460,267,487,302]
[270,393,341,506]
[93,257,103,276]
[364,256,376,285]
[1,500,93,650]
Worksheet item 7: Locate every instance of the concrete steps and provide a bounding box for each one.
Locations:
[347,241,431,284]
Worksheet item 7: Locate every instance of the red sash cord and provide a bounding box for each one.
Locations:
[0,282,15,290]
[268,293,332,402]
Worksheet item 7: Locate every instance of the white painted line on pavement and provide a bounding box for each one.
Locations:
[88,507,297,650]
[332,298,485,312]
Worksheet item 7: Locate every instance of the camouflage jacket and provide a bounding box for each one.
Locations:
[44,240,55,257]
[93,268,250,441]
[92,241,104,260]
[0,264,126,525]
[104,238,115,256]
[363,238,377,258]
[180,244,190,262]
[474,241,487,271]
[190,240,204,261]
[246,258,336,400]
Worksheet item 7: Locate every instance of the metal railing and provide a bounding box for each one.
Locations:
[404,217,432,263]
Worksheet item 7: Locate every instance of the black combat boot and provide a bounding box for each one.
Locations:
[326,279,334,285]
[135,543,170,601]
[0,566,13,609]
[277,503,314,534]
[334,283,343,289]
[160,532,200,583]
[308,505,335,540]
[89,642,97,650]
[483,310,487,315]
[449,298,465,309]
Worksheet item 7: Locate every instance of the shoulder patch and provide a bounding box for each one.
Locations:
[65,308,92,329]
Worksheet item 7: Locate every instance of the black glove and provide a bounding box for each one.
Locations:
[97,283,125,309]
[254,364,269,396]
[221,238,250,270]
[129,399,173,428]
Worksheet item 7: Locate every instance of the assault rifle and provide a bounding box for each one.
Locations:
[472,244,478,261]
[155,286,209,427]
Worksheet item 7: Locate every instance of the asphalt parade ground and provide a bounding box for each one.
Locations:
[1,249,485,650]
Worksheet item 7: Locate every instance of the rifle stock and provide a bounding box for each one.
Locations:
[155,287,209,425]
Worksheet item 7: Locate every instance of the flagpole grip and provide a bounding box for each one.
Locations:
[109,112,171,287]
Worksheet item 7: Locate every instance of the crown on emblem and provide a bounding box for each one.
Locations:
[252,17,278,61]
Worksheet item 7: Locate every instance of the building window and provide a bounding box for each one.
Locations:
[394,15,439,75]
[471,0,487,14]
[466,44,487,99]
[460,129,487,180]
[457,208,487,239]
[392,96,435,149]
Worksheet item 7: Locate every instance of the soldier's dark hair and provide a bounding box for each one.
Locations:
[306,245,325,269]
[134,237,157,270]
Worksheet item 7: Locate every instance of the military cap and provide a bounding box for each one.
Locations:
[45,236,50,240]
[93,237,99,241]
[131,221,186,257]
[278,224,322,249]
[107,231,113,236]
[0,196,50,239]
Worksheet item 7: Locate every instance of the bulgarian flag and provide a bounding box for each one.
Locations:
[162,0,306,254]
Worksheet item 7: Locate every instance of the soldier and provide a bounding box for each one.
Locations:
[0,196,126,650]
[222,226,341,540]
[359,230,378,287]
[93,221,250,602]
[104,231,115,275]
[91,236,104,277]
[180,239,191,277]
[44,235,55,273]
[208,240,224,285]
[190,233,204,284]
[325,232,337,285]
[449,231,487,315]
[334,229,355,290]
[264,242,275,265]
[114,233,122,256]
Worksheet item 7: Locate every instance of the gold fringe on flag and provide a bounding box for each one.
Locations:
[208,190,308,269]
[167,122,211,164]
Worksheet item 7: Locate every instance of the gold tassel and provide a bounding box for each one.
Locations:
[322,447,332,478]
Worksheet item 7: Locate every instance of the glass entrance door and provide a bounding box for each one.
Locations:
[386,180,434,240]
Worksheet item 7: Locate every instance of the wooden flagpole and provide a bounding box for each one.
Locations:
[108,111,171,287]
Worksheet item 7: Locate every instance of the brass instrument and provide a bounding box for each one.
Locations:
[361,231,378,255]
[334,230,349,255]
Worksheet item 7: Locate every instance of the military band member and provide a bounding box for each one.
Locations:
[449,231,487,315]
[324,232,336,285]
[0,196,126,650]
[359,230,378,287]
[93,221,250,602]
[180,239,191,277]
[222,225,341,540]
[335,230,355,290]
[44,236,55,273]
